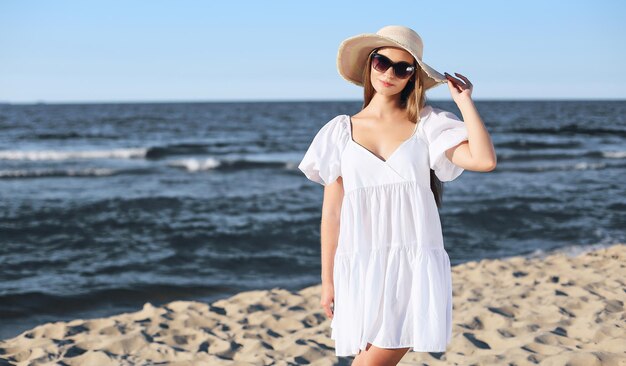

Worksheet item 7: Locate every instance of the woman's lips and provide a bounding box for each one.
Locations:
[380,80,394,87]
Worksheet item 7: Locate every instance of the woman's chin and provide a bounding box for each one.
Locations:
[374,87,399,96]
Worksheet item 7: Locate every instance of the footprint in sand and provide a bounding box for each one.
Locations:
[462,332,491,349]
[458,316,484,330]
[497,328,516,338]
[487,306,516,318]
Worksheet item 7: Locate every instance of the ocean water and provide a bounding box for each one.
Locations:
[0,100,624,339]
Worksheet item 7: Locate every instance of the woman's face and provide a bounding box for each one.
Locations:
[369,47,415,96]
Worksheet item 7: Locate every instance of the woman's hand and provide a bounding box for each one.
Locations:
[321,282,335,319]
[444,72,473,104]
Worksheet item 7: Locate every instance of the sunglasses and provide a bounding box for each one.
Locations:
[370,52,416,79]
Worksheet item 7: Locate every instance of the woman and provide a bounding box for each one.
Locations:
[298,25,496,365]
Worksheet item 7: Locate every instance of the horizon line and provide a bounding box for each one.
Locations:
[2,97,625,105]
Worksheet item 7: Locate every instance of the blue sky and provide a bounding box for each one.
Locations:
[1,0,624,103]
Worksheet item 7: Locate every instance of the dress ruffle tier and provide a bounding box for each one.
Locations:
[330,181,453,356]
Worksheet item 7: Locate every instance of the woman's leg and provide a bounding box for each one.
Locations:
[351,343,411,366]
[350,342,372,366]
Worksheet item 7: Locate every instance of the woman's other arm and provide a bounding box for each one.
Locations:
[320,176,343,319]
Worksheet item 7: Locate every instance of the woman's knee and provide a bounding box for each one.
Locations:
[361,345,410,366]
[350,343,373,366]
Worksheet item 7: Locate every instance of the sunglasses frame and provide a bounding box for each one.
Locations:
[370,49,417,80]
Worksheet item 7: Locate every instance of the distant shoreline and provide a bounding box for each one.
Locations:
[2,98,626,106]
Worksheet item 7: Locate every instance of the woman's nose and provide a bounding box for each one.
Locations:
[384,67,395,79]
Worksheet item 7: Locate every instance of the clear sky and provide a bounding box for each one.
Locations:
[1,0,624,103]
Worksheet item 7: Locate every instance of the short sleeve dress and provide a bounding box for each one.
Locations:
[297,104,469,357]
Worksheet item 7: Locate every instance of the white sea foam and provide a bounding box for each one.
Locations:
[602,151,626,159]
[572,161,606,170]
[0,168,116,178]
[0,148,147,161]
[167,158,220,172]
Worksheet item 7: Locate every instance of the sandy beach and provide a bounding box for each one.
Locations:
[1,243,624,366]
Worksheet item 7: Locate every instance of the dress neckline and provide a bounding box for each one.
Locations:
[346,108,428,164]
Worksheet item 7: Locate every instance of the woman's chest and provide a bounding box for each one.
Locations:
[340,134,431,193]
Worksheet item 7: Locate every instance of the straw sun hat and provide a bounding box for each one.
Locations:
[336,25,447,91]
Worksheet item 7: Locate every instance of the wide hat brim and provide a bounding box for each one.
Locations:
[336,33,447,91]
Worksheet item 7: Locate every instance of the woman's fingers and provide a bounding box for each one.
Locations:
[445,75,465,92]
[454,73,472,87]
[444,72,461,83]
[325,303,333,318]
[445,72,465,87]
[321,299,334,318]
[447,79,463,93]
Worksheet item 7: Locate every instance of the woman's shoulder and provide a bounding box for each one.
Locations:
[298,114,350,185]
[310,114,350,147]
[421,104,451,119]
[326,113,350,129]
[326,113,350,133]
[420,104,462,125]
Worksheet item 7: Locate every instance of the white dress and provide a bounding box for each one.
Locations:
[298,105,467,356]
[297,104,469,357]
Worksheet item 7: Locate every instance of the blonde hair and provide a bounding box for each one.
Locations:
[359,46,445,208]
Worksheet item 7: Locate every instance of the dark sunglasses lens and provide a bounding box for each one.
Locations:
[372,54,390,73]
[394,63,415,79]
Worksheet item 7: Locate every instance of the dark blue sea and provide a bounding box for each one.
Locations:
[0,100,624,340]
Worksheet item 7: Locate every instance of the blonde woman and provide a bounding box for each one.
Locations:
[298,25,496,365]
